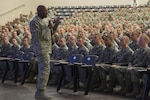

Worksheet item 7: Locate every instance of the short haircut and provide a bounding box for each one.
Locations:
[141,34,150,43]
[103,34,113,41]
[37,5,45,12]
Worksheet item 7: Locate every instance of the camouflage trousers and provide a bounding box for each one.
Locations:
[112,65,131,87]
[126,67,145,83]
[83,64,110,88]
[113,66,145,88]
[98,64,114,80]
[36,52,50,91]
[98,64,131,87]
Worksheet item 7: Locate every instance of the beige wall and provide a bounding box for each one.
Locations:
[0,0,148,25]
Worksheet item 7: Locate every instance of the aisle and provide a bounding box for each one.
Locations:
[0,81,134,100]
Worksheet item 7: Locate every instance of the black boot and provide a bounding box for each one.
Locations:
[94,80,107,92]
[121,70,133,96]
[49,73,59,85]
[121,85,132,96]
[115,79,125,95]
[104,80,114,93]
[35,89,52,100]
[104,68,116,93]
[136,90,143,99]
[126,83,140,98]
[25,72,35,83]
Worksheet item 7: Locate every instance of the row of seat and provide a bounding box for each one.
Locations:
[1,52,149,99]
[53,54,150,99]
[53,54,98,95]
[48,4,147,10]
[49,4,148,19]
[0,51,34,84]
[0,52,99,95]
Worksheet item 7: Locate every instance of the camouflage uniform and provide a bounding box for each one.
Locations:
[51,43,59,59]
[10,44,21,55]
[20,44,32,52]
[147,0,150,7]
[64,43,78,84]
[89,44,105,63]
[96,45,118,92]
[9,36,22,45]
[0,42,12,75]
[112,46,134,94]
[50,44,68,85]
[129,41,140,51]
[84,41,93,51]
[75,45,89,56]
[30,16,52,91]
[89,44,105,88]
[0,42,12,57]
[66,44,78,60]
[54,45,68,60]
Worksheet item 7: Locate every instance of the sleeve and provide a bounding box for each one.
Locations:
[112,52,118,63]
[110,48,118,63]
[30,20,40,38]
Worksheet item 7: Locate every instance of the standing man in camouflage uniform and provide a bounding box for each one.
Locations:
[30,5,53,100]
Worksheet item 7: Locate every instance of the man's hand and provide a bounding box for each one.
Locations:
[48,20,53,29]
[54,17,60,25]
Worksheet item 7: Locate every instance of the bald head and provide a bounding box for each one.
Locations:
[37,5,48,19]
[120,36,130,47]
[69,35,76,45]
[59,37,66,47]
[122,36,130,43]
[139,34,150,47]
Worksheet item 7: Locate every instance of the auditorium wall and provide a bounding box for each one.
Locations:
[0,0,148,25]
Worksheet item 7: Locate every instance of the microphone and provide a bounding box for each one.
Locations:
[48,20,53,29]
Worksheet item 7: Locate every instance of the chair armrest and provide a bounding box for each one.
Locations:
[0,57,12,61]
[54,61,69,66]
[9,58,21,62]
[59,61,69,65]
[138,69,150,74]
[50,60,58,63]
[18,60,29,63]
[95,63,110,67]
[73,62,83,66]
[80,65,93,68]
[14,58,21,61]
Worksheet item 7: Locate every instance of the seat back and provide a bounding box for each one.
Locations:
[22,52,34,60]
[68,54,84,63]
[82,55,99,65]
[63,54,84,83]
[78,55,99,84]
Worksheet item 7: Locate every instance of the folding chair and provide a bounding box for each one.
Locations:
[1,51,24,83]
[18,52,34,84]
[78,55,99,95]
[55,54,84,92]
[138,69,150,100]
